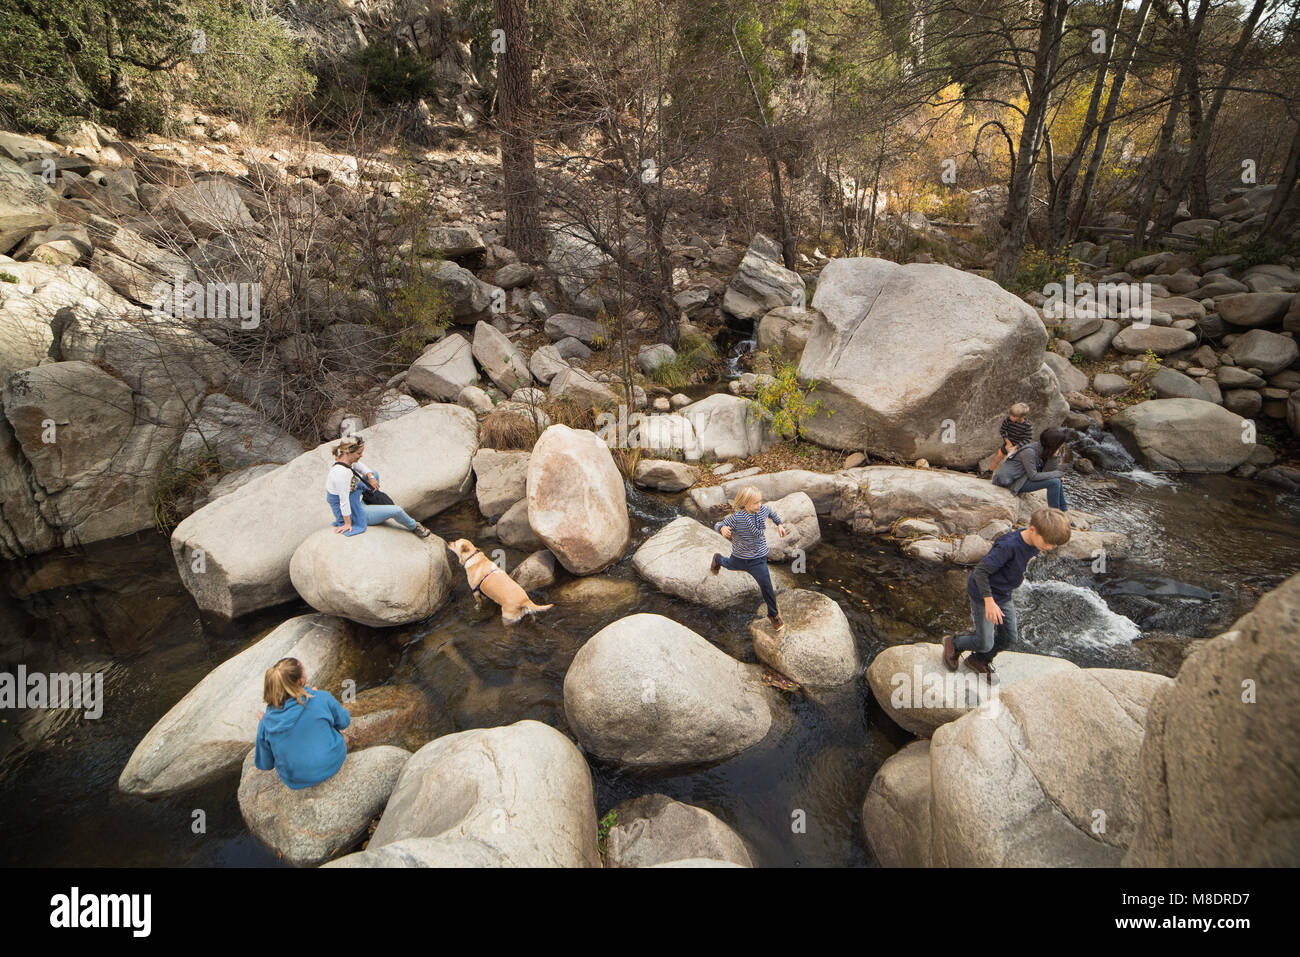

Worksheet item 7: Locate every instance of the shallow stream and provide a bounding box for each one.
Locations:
[3,458,1298,866]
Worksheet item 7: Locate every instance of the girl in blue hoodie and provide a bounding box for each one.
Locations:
[254,657,350,789]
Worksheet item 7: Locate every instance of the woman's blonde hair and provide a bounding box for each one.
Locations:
[331,436,364,457]
[732,486,762,511]
[263,657,311,709]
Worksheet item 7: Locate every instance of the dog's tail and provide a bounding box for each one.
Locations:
[524,601,554,615]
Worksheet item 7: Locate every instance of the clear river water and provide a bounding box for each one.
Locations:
[3,451,1298,866]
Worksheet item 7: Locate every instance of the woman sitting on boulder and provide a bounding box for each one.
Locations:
[326,435,431,537]
[254,657,350,790]
[992,426,1073,511]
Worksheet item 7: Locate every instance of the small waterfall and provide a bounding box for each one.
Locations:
[1015,580,1142,651]
[725,337,756,379]
[1072,425,1175,487]
[623,479,685,532]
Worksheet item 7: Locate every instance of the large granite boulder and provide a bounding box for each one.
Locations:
[548,366,619,409]
[677,393,776,461]
[864,668,1173,866]
[237,745,410,867]
[861,740,932,868]
[361,720,601,867]
[171,403,476,618]
[830,465,1024,535]
[1125,573,1300,866]
[748,589,859,687]
[632,516,793,608]
[472,320,533,392]
[633,458,699,492]
[563,613,773,767]
[1109,399,1254,472]
[0,155,58,251]
[2,295,236,556]
[606,794,753,867]
[797,258,1066,466]
[118,614,360,797]
[289,527,453,627]
[865,643,1078,736]
[471,448,530,521]
[525,425,629,575]
[178,393,304,471]
[1111,324,1197,355]
[688,468,848,516]
[1215,292,1294,328]
[755,491,821,561]
[1225,328,1299,375]
[929,669,1172,866]
[408,334,478,401]
[722,234,805,321]
[756,305,817,362]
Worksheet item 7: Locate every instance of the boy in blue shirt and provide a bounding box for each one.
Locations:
[943,507,1072,677]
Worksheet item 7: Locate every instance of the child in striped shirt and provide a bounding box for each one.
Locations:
[989,402,1034,473]
[710,486,789,633]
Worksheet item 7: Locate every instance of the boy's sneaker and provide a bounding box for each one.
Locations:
[769,614,786,635]
[412,524,432,539]
[965,656,991,675]
[941,634,959,671]
[710,553,722,576]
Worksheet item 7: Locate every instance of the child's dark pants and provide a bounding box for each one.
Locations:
[715,553,779,617]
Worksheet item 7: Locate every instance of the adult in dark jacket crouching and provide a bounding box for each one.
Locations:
[992,426,1073,511]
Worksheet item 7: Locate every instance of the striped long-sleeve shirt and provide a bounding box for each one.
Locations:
[715,504,783,560]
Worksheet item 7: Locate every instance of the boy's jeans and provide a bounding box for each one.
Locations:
[360,503,418,530]
[1018,476,1068,510]
[952,594,1019,665]
[715,553,779,617]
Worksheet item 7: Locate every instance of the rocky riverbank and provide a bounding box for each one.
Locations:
[3,117,1298,867]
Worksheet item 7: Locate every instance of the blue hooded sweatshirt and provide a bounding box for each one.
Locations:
[254,687,350,789]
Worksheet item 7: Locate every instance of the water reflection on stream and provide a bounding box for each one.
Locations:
[2,466,1298,867]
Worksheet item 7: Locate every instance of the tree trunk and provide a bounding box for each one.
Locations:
[1153,0,1268,237]
[1184,64,1210,217]
[993,0,1069,284]
[495,0,543,261]
[1262,123,1300,243]
[1048,0,1124,247]
[732,21,797,269]
[1070,0,1153,240]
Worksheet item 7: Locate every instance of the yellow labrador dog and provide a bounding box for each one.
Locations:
[449,539,553,624]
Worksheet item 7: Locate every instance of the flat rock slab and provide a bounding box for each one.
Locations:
[865,643,1078,736]
[606,793,753,867]
[170,403,476,619]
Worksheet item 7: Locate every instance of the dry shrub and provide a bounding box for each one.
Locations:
[478,411,536,451]
[544,397,598,432]
[610,446,643,479]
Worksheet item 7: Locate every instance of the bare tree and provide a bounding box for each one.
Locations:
[495,0,544,260]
